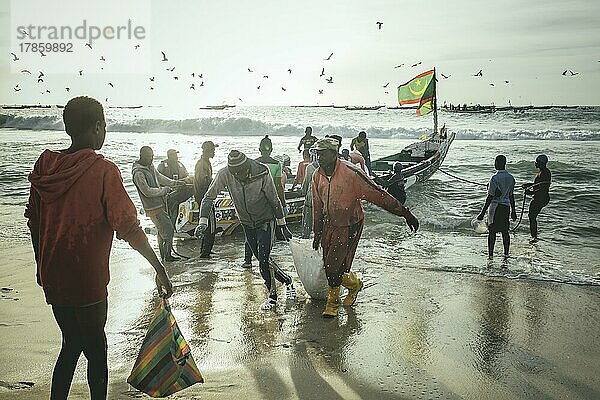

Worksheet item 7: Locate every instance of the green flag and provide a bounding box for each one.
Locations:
[398,69,436,116]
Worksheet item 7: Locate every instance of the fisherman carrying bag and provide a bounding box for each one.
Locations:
[127,298,204,397]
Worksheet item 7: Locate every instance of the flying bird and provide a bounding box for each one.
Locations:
[288,68,292,74]
[489,83,495,86]
[263,75,269,79]
[198,73,203,78]
[18,28,28,36]
[45,89,50,94]
[190,83,195,90]
[40,51,46,57]
[38,71,44,79]
[394,64,404,69]
[248,68,253,72]
[318,89,323,94]
[21,69,31,74]
[173,76,179,80]
[376,21,383,30]
[78,70,83,76]
[569,70,579,76]
[411,62,422,68]
[281,87,286,91]
[320,67,325,77]
[150,87,154,90]
[199,81,204,87]
[134,44,140,49]
[191,72,195,77]
[167,67,175,72]
[326,76,333,83]
[562,70,568,76]
[150,76,155,81]
[108,82,114,87]
[257,85,261,89]
[99,56,105,61]
[324,52,333,61]
[161,51,168,61]
[384,91,389,94]
[65,87,70,92]
[383,82,389,88]
[85,43,92,49]
[238,97,243,102]
[441,73,450,79]
[14,86,21,92]
[11,52,19,61]
[504,80,509,84]
[473,69,483,77]
[37,78,43,83]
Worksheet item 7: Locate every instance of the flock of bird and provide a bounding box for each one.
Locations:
[9,21,594,103]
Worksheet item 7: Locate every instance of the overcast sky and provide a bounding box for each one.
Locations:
[1,0,599,107]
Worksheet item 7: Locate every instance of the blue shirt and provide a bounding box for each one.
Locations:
[488,170,515,206]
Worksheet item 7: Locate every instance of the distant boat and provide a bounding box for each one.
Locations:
[442,105,495,113]
[199,105,236,110]
[344,105,384,111]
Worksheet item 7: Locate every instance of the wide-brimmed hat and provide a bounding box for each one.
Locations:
[313,138,339,151]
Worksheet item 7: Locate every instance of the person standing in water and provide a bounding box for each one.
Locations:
[477,155,517,258]
[350,131,373,176]
[523,154,551,243]
[194,141,219,258]
[297,126,318,153]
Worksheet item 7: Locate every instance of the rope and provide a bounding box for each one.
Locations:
[510,192,527,232]
[437,168,488,187]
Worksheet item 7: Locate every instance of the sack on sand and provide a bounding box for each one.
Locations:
[127,298,204,398]
[289,238,328,300]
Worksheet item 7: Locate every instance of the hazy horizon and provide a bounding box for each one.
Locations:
[2,0,600,108]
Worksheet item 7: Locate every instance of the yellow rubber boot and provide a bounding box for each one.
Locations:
[322,286,341,318]
[341,272,363,306]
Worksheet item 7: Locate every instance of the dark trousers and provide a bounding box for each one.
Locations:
[243,222,292,299]
[529,198,549,238]
[51,299,108,400]
[200,204,216,256]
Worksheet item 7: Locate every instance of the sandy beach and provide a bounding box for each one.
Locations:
[1,230,599,400]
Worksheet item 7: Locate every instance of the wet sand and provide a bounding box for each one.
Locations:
[1,235,600,400]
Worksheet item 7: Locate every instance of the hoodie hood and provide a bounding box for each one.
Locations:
[28,149,103,203]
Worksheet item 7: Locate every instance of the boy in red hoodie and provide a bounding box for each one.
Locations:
[25,96,173,400]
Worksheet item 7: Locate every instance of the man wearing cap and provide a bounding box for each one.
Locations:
[194,141,219,258]
[522,154,552,243]
[132,146,184,262]
[196,150,296,311]
[311,138,419,318]
[158,149,194,229]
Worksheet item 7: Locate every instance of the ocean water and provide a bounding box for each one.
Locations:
[1,106,599,286]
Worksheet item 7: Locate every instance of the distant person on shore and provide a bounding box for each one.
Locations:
[374,162,406,204]
[25,96,173,400]
[158,149,194,228]
[132,146,184,262]
[291,149,311,191]
[351,131,373,175]
[196,150,296,310]
[522,154,552,243]
[301,150,319,238]
[297,126,318,153]
[477,155,517,258]
[194,141,219,258]
[242,135,286,268]
[311,138,419,318]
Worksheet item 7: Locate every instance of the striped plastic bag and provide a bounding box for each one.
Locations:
[127,298,204,397]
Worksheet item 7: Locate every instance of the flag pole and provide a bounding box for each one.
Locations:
[433,68,438,136]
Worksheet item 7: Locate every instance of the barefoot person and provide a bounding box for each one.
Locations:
[311,138,419,318]
[196,150,295,310]
[25,96,173,400]
[477,155,517,258]
[194,141,219,258]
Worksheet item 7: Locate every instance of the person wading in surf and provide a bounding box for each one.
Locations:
[522,154,551,243]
